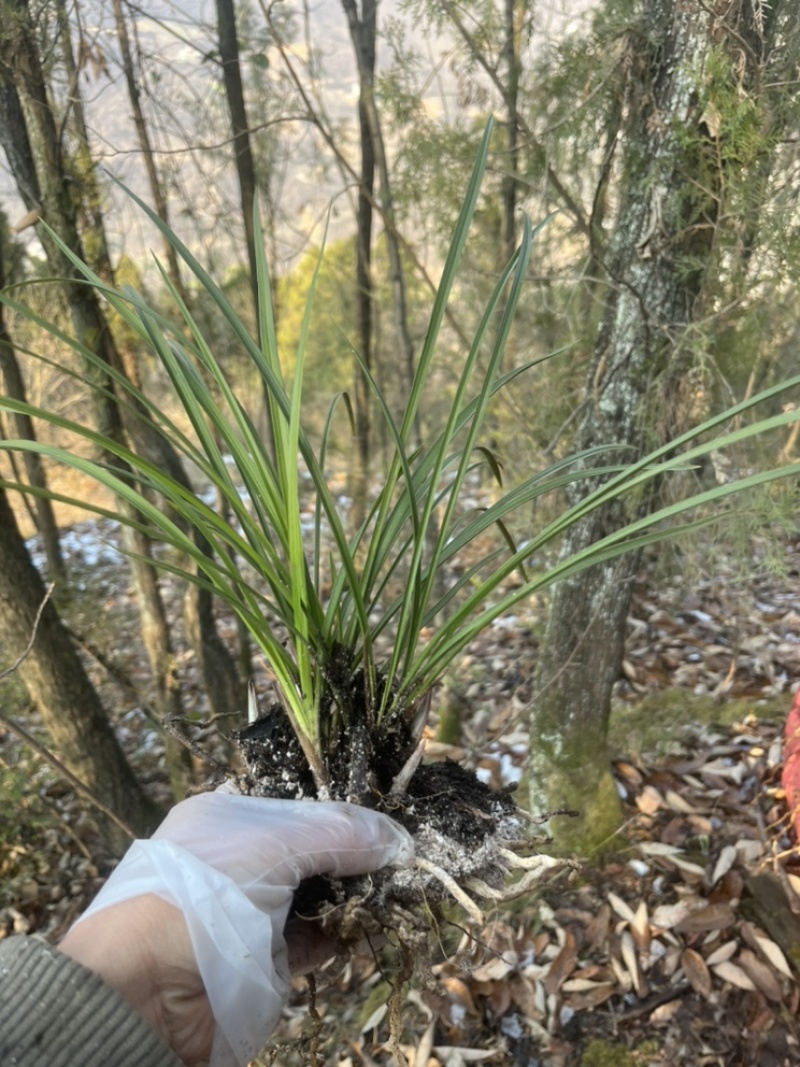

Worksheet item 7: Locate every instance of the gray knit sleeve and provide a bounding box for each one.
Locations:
[0,935,183,1067]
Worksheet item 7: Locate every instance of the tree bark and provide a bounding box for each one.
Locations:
[54,0,115,286]
[215,0,279,586]
[345,0,376,523]
[0,77,38,206]
[109,0,188,302]
[0,0,243,735]
[0,220,65,582]
[0,0,186,725]
[501,0,520,272]
[531,0,790,848]
[56,1,223,753]
[215,0,260,320]
[341,0,418,444]
[0,485,162,852]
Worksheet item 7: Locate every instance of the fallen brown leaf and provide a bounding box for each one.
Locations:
[712,959,757,991]
[674,903,735,934]
[680,947,712,999]
[737,948,785,1003]
[543,928,577,996]
[648,998,682,1024]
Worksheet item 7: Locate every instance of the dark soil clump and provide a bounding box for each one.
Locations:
[233,701,529,924]
[235,707,315,800]
[401,759,519,843]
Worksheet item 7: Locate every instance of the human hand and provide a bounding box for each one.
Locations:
[59,793,413,1067]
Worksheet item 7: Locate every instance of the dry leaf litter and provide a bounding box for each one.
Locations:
[1,524,800,1066]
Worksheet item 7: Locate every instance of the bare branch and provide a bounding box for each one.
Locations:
[0,583,138,843]
[0,582,54,682]
[0,712,138,843]
[437,0,593,242]
[261,0,474,351]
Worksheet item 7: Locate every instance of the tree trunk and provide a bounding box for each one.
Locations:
[349,0,376,524]
[0,222,65,582]
[54,0,114,286]
[0,485,162,852]
[56,0,224,751]
[215,0,260,320]
[215,0,280,612]
[0,0,188,731]
[0,0,243,729]
[501,0,520,273]
[109,0,188,301]
[0,77,38,206]
[341,0,417,434]
[531,0,790,849]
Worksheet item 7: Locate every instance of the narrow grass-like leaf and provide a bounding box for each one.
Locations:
[2,122,798,783]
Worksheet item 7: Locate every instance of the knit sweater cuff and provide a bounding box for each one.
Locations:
[0,935,183,1067]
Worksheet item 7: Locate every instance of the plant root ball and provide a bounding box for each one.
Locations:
[232,712,559,939]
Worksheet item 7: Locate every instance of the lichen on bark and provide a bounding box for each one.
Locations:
[530,0,792,851]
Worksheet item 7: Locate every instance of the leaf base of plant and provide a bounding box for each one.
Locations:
[233,717,566,940]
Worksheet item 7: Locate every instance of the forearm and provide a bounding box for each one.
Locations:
[0,934,182,1067]
[60,893,214,1066]
[0,794,412,1067]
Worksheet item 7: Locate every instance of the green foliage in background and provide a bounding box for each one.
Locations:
[276,238,357,403]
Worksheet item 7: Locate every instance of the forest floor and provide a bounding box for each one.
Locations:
[2,521,800,1067]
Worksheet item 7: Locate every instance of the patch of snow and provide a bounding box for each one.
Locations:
[499,753,523,784]
[136,730,161,753]
[500,1013,523,1039]
[449,1003,466,1027]
[28,518,123,570]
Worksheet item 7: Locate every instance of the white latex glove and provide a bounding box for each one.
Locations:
[72,792,414,1067]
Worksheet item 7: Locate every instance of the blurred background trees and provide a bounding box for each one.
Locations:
[0,0,798,851]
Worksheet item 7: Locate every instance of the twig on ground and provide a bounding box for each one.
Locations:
[516,805,581,825]
[164,716,228,774]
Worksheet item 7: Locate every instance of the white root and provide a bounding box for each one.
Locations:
[390,740,426,797]
[497,848,564,872]
[416,857,485,924]
[465,861,564,903]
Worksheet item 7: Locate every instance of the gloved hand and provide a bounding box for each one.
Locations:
[60,792,414,1067]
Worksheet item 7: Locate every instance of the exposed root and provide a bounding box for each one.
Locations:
[517,805,580,825]
[306,973,323,1066]
[497,847,564,871]
[465,859,566,903]
[388,942,414,1067]
[415,857,485,924]
[389,740,425,797]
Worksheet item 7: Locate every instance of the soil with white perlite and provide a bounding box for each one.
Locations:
[232,693,561,938]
